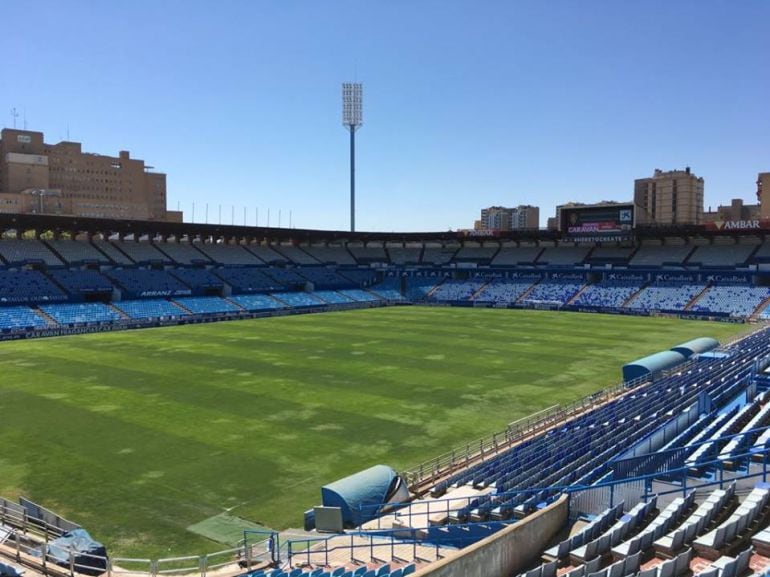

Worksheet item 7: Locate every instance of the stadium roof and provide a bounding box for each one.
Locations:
[1,213,768,244]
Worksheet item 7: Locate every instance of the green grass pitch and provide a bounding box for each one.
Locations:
[0,307,747,558]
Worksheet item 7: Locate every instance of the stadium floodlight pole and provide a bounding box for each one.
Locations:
[342,83,363,232]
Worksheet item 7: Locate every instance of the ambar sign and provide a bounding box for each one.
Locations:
[707,218,770,231]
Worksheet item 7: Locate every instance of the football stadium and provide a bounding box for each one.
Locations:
[4,210,770,577]
[3,3,770,577]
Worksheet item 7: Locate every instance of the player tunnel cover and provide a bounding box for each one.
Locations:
[321,464,409,527]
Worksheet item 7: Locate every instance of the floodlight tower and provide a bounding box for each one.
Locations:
[342,83,363,232]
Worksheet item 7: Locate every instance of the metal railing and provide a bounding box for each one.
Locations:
[399,325,769,491]
[0,506,269,577]
[401,374,651,489]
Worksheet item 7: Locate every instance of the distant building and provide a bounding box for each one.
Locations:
[0,128,182,222]
[758,172,770,219]
[703,198,760,224]
[634,167,704,226]
[475,205,539,231]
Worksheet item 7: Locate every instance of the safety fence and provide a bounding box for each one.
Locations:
[401,373,651,490]
[365,426,770,529]
[0,502,273,577]
[284,529,449,568]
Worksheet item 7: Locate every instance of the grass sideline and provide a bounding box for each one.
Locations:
[0,307,747,558]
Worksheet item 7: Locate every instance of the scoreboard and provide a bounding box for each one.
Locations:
[561,204,635,240]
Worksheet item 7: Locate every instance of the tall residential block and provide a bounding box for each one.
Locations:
[476,205,539,231]
[633,167,704,226]
[0,128,182,222]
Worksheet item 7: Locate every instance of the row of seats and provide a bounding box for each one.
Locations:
[246,562,417,577]
[425,330,770,528]
[404,276,770,318]
[1,239,767,268]
[526,483,768,577]
[0,288,389,330]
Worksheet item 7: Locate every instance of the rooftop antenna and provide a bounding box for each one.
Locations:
[11,108,18,129]
[342,82,363,232]
[23,108,27,130]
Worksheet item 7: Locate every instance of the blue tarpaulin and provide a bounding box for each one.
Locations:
[321,464,404,527]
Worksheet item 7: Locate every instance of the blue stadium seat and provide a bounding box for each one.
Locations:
[229,294,286,311]
[0,306,49,330]
[106,269,192,298]
[40,302,123,325]
[0,270,68,304]
[48,269,114,296]
[271,292,326,308]
[173,297,242,314]
[113,299,188,319]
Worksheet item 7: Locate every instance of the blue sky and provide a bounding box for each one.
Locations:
[1,1,768,231]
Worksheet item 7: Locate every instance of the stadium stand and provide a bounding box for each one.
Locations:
[404,277,442,300]
[453,245,498,264]
[752,241,770,264]
[536,246,591,266]
[339,269,378,287]
[155,241,210,265]
[313,290,356,304]
[338,289,382,302]
[490,245,543,266]
[246,245,289,264]
[272,292,326,307]
[105,269,192,298]
[521,280,584,305]
[39,302,123,324]
[47,269,115,296]
[173,296,242,314]
[369,277,406,301]
[0,270,67,303]
[690,285,770,318]
[625,282,706,312]
[687,244,756,268]
[629,244,693,267]
[421,245,458,265]
[303,245,358,265]
[571,280,644,309]
[429,278,486,301]
[195,243,263,266]
[266,267,310,288]
[586,245,635,265]
[298,267,358,289]
[0,239,63,266]
[169,268,226,292]
[348,244,388,264]
[426,331,770,521]
[472,278,538,303]
[114,240,172,264]
[214,268,285,293]
[0,306,48,330]
[46,239,111,264]
[386,245,422,265]
[92,239,134,264]
[113,299,188,319]
[273,245,320,265]
[229,294,287,311]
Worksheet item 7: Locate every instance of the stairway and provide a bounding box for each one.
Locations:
[684,284,712,311]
